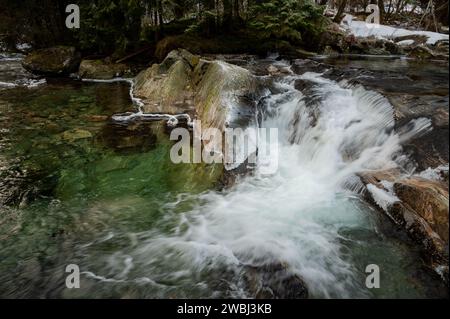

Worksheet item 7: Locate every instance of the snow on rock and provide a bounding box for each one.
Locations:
[342,15,449,45]
[397,39,415,46]
[416,164,449,181]
[366,183,400,212]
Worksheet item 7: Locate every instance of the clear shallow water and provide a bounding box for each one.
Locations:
[0,54,447,298]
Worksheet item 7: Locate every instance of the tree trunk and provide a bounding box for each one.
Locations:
[333,0,348,23]
[223,0,233,30]
[378,0,386,23]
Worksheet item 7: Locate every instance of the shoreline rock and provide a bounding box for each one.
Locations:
[22,46,81,76]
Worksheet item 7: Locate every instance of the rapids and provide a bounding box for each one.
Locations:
[0,53,447,298]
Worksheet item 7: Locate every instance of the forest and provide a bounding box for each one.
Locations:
[1,0,448,60]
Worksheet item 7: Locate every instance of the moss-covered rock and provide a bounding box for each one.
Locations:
[132,49,259,188]
[78,60,130,79]
[134,49,257,131]
[61,128,93,142]
[192,59,256,130]
[134,53,195,114]
[22,46,81,76]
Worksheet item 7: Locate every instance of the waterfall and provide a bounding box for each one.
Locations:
[80,61,433,298]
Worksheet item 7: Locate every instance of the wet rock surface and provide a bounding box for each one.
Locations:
[134,49,259,131]
[244,263,308,299]
[358,170,449,282]
[290,56,449,282]
[313,57,449,171]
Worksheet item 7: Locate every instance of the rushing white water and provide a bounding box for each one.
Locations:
[80,63,433,298]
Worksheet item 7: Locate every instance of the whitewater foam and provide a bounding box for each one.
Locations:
[80,65,434,298]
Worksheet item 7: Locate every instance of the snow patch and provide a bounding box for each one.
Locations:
[16,43,32,51]
[342,14,449,45]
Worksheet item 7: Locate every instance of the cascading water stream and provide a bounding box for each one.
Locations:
[78,61,433,298]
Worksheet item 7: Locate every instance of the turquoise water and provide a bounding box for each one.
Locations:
[0,74,222,298]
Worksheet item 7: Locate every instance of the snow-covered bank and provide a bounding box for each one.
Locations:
[342,15,449,45]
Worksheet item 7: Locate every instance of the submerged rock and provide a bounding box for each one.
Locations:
[82,115,109,122]
[78,60,130,79]
[61,128,93,142]
[244,263,309,299]
[22,46,81,76]
[98,121,158,154]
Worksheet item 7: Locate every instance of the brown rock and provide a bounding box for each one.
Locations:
[134,49,257,132]
[359,170,449,281]
[394,177,449,243]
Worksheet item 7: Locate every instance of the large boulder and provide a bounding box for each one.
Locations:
[130,49,262,188]
[78,60,130,79]
[133,49,258,131]
[192,58,257,130]
[319,22,350,53]
[22,46,81,76]
[134,49,197,114]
